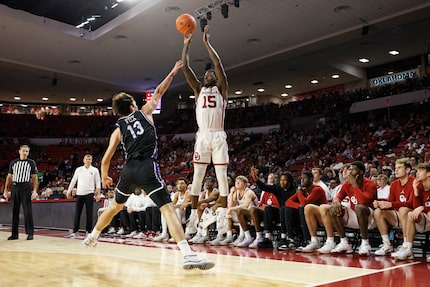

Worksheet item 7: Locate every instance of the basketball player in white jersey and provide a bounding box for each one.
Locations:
[182,25,229,238]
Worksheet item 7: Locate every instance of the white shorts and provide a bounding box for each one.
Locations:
[193,130,229,165]
[342,205,376,229]
[231,210,239,223]
[390,209,401,228]
[415,213,430,233]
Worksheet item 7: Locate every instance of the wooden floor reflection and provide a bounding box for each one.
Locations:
[0,229,427,287]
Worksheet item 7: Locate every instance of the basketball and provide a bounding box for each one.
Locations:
[176,13,196,35]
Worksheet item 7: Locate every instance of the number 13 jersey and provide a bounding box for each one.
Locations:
[117,110,158,160]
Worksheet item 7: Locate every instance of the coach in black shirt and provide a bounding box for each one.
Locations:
[3,145,39,240]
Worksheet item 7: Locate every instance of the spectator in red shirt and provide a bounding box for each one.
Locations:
[394,163,430,261]
[318,161,377,255]
[373,158,414,256]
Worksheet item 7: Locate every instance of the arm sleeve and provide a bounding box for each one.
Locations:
[67,168,79,194]
[333,184,347,202]
[285,193,299,209]
[298,186,326,205]
[353,182,377,206]
[256,180,279,195]
[94,167,101,189]
[412,191,423,209]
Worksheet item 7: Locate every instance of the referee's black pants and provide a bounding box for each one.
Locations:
[73,193,94,233]
[11,183,34,237]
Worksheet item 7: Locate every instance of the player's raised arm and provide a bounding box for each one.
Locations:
[203,25,228,100]
[182,33,201,95]
[142,60,183,115]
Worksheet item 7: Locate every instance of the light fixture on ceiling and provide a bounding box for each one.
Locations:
[246,38,261,45]
[114,35,128,40]
[200,18,208,32]
[285,84,293,89]
[359,58,369,63]
[195,1,240,24]
[97,98,103,102]
[389,50,400,56]
[221,3,229,18]
[70,97,76,101]
[334,5,352,13]
[76,21,89,28]
[165,6,181,13]
[42,97,49,101]
[234,90,243,95]
[281,93,288,97]
[14,96,21,100]
[257,88,265,93]
[332,74,340,79]
[310,79,319,84]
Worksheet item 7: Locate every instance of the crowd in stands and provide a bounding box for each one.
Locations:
[1,74,430,260]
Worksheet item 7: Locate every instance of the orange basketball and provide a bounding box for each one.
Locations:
[176,13,196,35]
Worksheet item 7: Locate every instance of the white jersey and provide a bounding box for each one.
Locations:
[199,188,218,205]
[196,86,226,131]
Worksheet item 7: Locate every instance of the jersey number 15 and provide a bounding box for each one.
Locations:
[202,95,217,108]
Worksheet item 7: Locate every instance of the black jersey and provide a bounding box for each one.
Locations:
[8,158,38,183]
[116,110,158,160]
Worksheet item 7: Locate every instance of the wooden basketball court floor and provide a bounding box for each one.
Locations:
[0,227,429,287]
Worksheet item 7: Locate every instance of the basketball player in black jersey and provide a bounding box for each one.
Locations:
[82,60,214,270]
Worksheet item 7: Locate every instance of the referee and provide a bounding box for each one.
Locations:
[3,145,39,240]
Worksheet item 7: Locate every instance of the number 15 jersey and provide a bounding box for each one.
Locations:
[193,85,229,165]
[196,85,226,131]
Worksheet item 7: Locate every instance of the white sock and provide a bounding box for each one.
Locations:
[265,233,272,240]
[340,237,348,244]
[361,239,369,244]
[177,240,194,257]
[161,215,168,234]
[244,230,252,240]
[91,229,101,239]
[256,232,263,239]
[281,233,286,239]
[311,236,319,243]
[226,230,233,238]
[404,242,413,249]
[381,234,390,245]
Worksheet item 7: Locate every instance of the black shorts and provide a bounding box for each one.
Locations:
[115,158,171,207]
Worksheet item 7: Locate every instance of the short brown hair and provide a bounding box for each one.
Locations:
[416,163,430,172]
[235,175,248,184]
[112,92,135,116]
[396,158,412,170]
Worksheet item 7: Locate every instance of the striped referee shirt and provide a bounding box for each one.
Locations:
[8,158,38,183]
